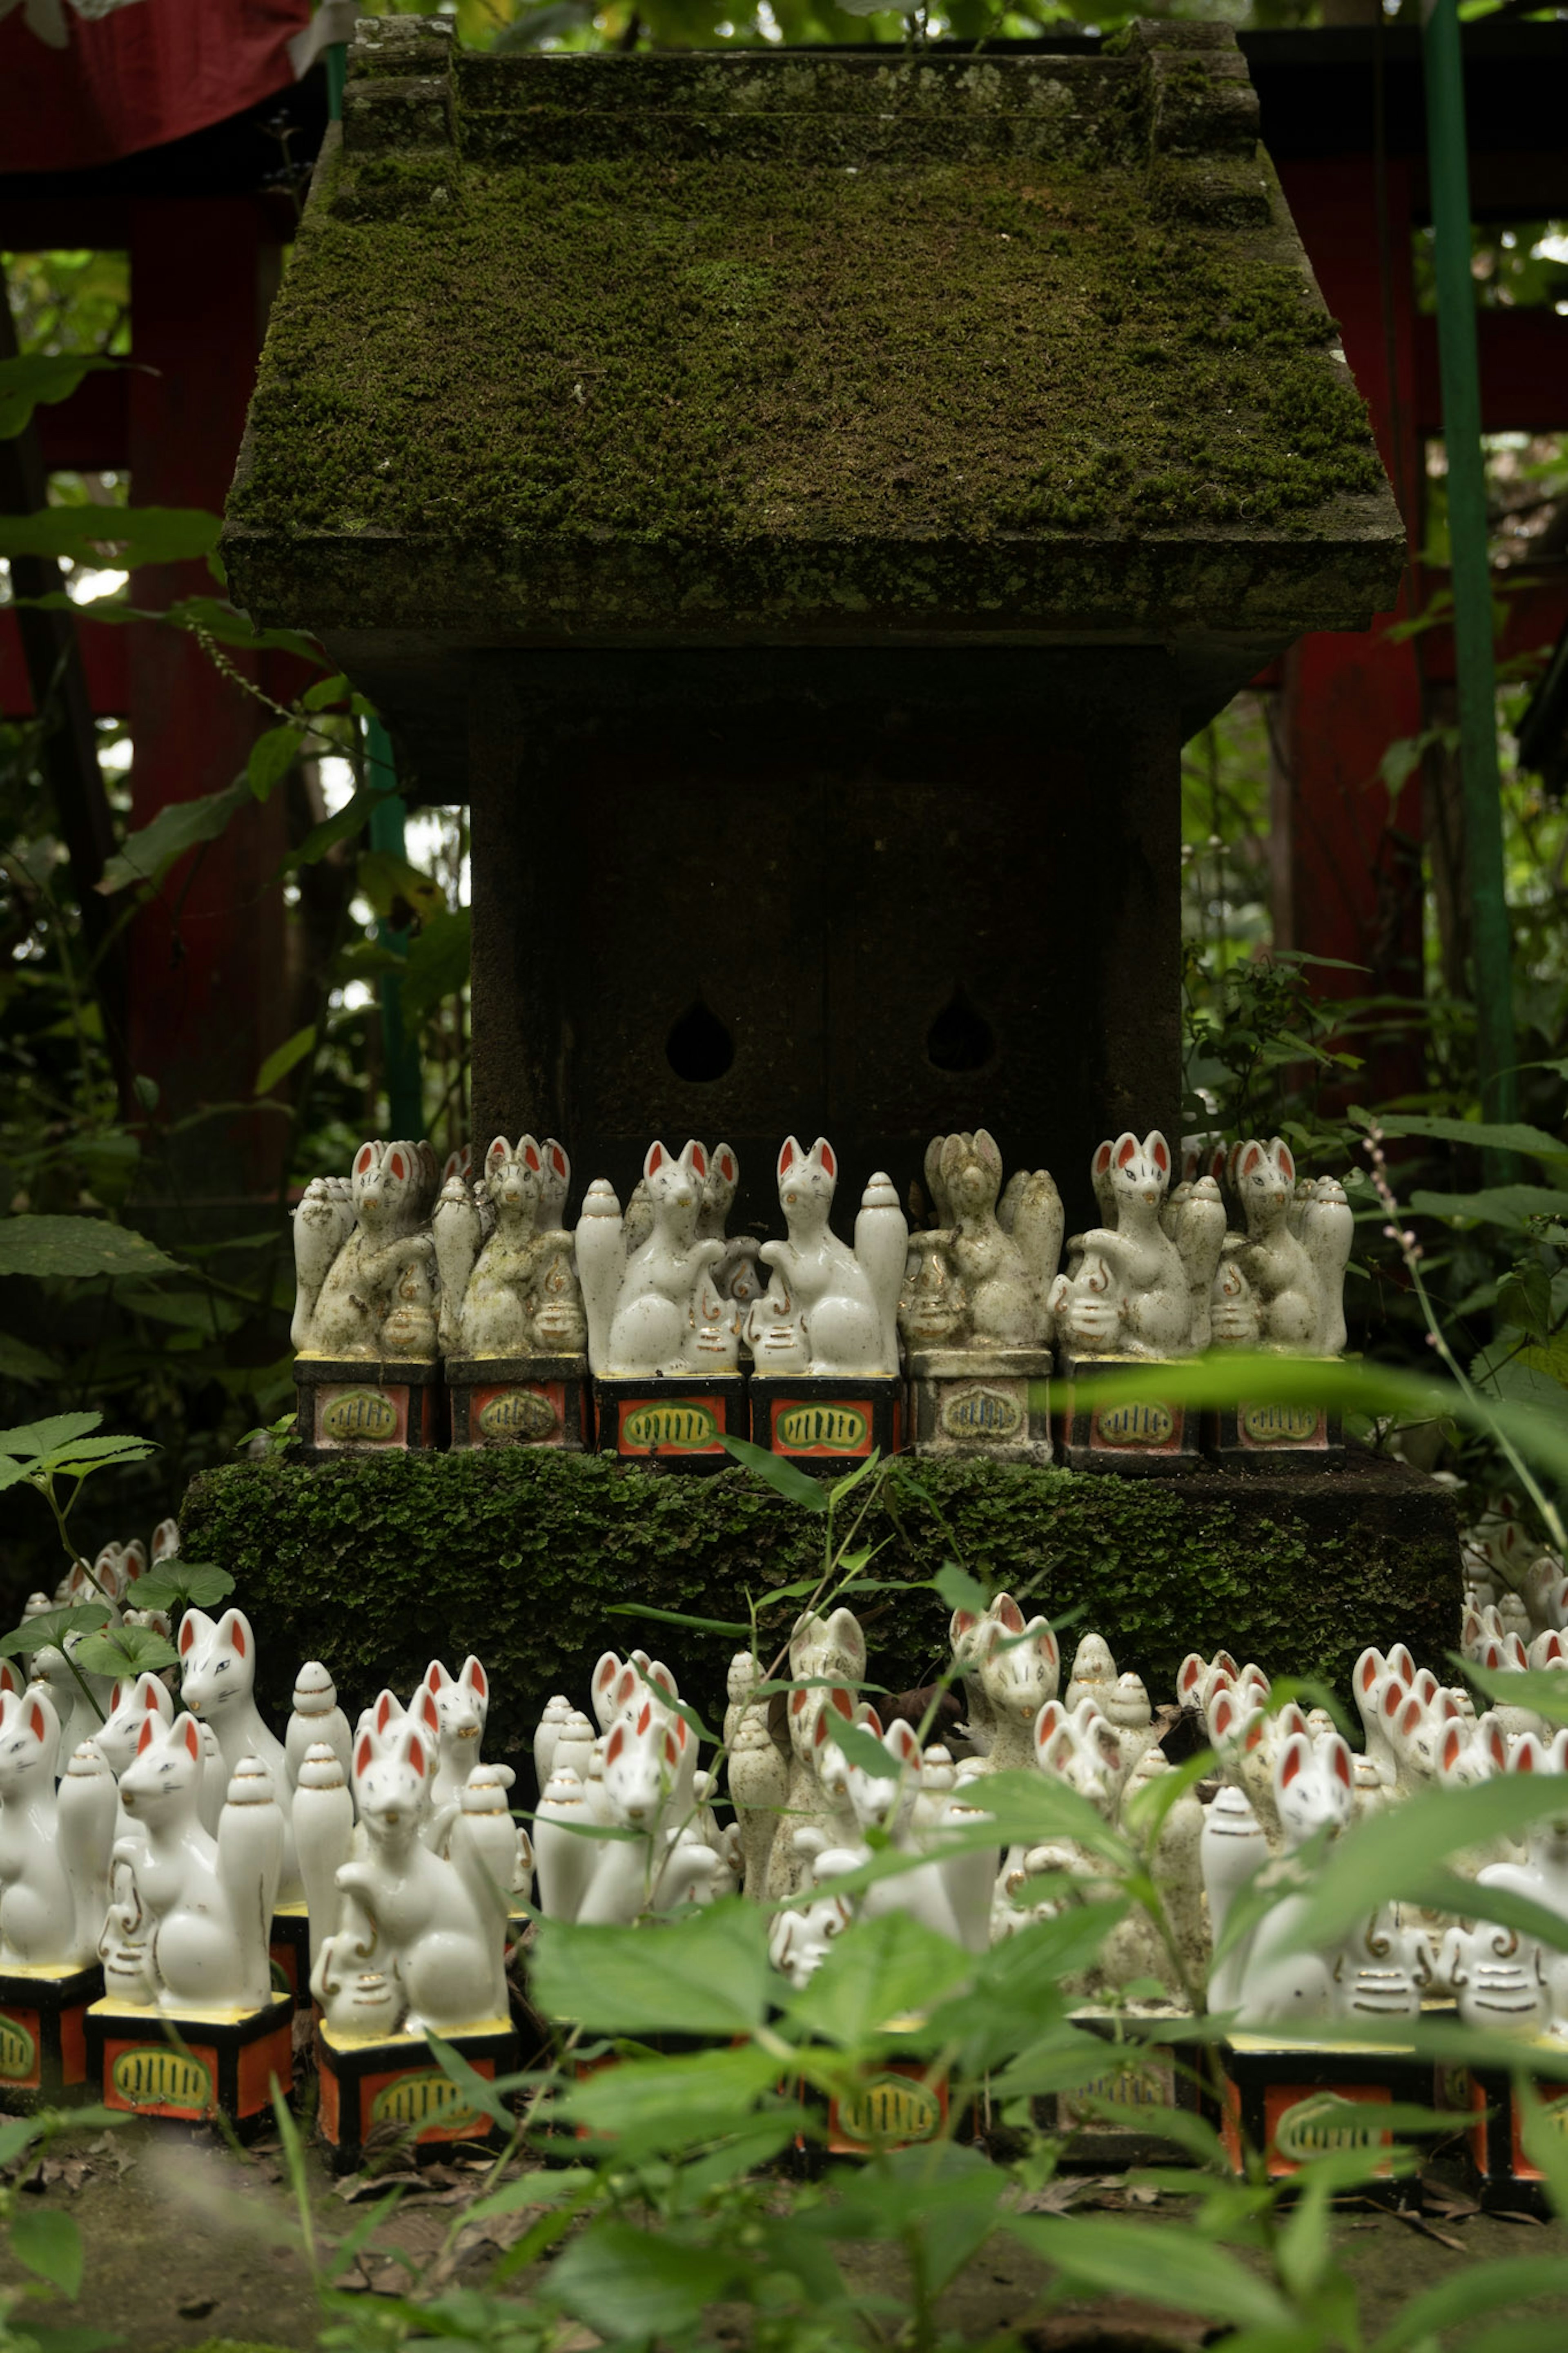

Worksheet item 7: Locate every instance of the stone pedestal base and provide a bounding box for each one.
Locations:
[448,1356,590,1451]
[827,2061,947,2154]
[750,1375,903,1473]
[317,2016,516,2172]
[0,1963,102,2110]
[270,1905,311,2008]
[87,1992,293,2135]
[1205,1399,1344,1472]
[1218,2033,1430,2182]
[907,1349,1052,1465]
[294,1358,444,1461]
[1056,1354,1200,1473]
[595,1376,746,1470]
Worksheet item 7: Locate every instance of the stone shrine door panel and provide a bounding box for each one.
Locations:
[469,647,1180,1236]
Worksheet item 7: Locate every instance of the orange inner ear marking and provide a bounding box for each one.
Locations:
[422,1693,439,1728]
[1094,1144,1111,1173]
[637,1702,652,1735]
[779,1140,794,1172]
[1332,1744,1351,1785]
[691,1146,706,1176]
[1117,1137,1138,1168]
[1280,1743,1302,1786]
[356,1145,374,1174]
[139,1717,158,1754]
[179,1619,196,1654]
[606,1725,624,1763]
[648,1143,664,1172]
[409,1736,425,1777]
[356,1737,373,1775]
[145,1686,160,1711]
[471,1665,487,1696]
[390,1153,406,1180]
[1152,1138,1169,1172]
[183,1716,201,1758]
[231,1622,247,1658]
[998,1598,1025,1633]
[525,1145,540,1170]
[552,1146,566,1177]
[721,1153,734,1179]
[820,1144,835,1176]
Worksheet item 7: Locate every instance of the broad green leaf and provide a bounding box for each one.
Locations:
[1458,1659,1568,1728]
[822,1714,903,1780]
[1281,1776,1568,1954]
[826,1447,883,1508]
[530,1898,772,2036]
[0,1334,60,1384]
[163,593,326,662]
[247,723,305,801]
[284,787,380,873]
[0,350,120,438]
[0,504,220,567]
[925,1905,1123,2071]
[72,1625,180,1679]
[1004,2213,1294,2332]
[0,1412,101,1459]
[423,2031,516,2131]
[547,2219,742,2339]
[301,671,352,711]
[254,1025,316,1097]
[972,1768,1135,1870]
[719,1434,831,1512]
[43,1435,158,1470]
[1373,2255,1568,2353]
[9,2204,84,2298]
[1376,1113,1568,1162]
[96,781,250,895]
[1412,1185,1568,1228]
[356,849,445,928]
[783,1910,973,2047]
[0,1219,179,1280]
[820,2143,1004,2294]
[127,1561,233,1613]
[933,1561,989,1618]
[399,907,471,1026]
[562,2046,784,2150]
[0,1604,111,1659]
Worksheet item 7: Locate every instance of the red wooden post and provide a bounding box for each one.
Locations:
[1272,158,1426,1102]
[127,198,289,1209]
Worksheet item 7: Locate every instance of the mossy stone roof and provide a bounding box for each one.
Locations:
[224,18,1401,660]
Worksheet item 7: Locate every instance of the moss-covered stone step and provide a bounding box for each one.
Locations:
[178,1451,1460,1793]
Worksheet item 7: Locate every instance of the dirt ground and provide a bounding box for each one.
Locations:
[4,2124,1568,2353]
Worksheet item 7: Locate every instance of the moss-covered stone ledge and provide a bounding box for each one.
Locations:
[178,1450,1460,1791]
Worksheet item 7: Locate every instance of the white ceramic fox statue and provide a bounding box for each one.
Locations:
[577,1140,740,1377]
[748,1137,905,1376]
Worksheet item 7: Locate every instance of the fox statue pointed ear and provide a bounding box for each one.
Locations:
[550,1141,568,1180]
[1147,1133,1170,1175]
[644,1140,667,1178]
[1115,1133,1138,1170]
[1443,1724,1463,1771]
[1093,1140,1113,1178]
[461,1657,488,1701]
[26,1700,46,1743]
[1276,1141,1295,1184]
[519,1135,541,1172]
[811,1138,836,1178]
[486,1136,510,1173]
[356,1733,374,1778]
[355,1142,377,1176]
[1278,1735,1307,1788]
[421,1690,440,1733]
[138,1715,161,1756]
[717,1148,735,1182]
[388,1149,407,1181]
[181,1715,202,1761]
[606,1724,624,1764]
[778,1136,802,1177]
[406,1733,426,1778]
[685,1140,706,1178]
[1328,1737,1352,1788]
[215,1610,248,1660]
[425,1661,452,1693]
[1242,1144,1263,1177]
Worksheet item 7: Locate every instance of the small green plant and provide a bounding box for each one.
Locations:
[0,2103,128,2353]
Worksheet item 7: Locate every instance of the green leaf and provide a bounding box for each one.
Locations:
[422,2031,516,2132]
[933,1561,989,1618]
[603,1601,751,1638]
[0,504,220,567]
[10,2204,84,2298]
[301,671,352,711]
[1410,1185,1568,1229]
[548,2219,742,2340]
[246,723,305,802]
[0,1412,101,1459]
[1461,1659,1568,1728]
[784,1910,974,2047]
[1376,1114,1568,1162]
[0,1604,111,1659]
[254,1025,316,1097]
[0,350,120,438]
[72,1624,180,1679]
[399,907,471,1026]
[562,2045,784,2151]
[1004,2213,1293,2332]
[356,849,445,927]
[127,1561,232,1614]
[95,781,250,895]
[530,1898,773,2036]
[1373,2255,1568,2353]
[0,1334,61,1384]
[282,787,380,874]
[719,1434,831,1512]
[0,1219,180,1280]
[826,1447,883,1508]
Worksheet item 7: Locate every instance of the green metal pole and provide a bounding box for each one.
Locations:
[365,718,423,1142]
[1421,0,1518,1175]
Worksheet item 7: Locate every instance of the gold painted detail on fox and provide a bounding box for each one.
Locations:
[623,1402,719,1449]
[836,2073,940,2144]
[940,1385,1022,1442]
[0,2017,35,2081]
[777,1403,869,1452]
[479,1389,557,1442]
[1241,1404,1323,1445]
[112,2046,212,2108]
[1093,1400,1174,1446]
[1274,2095,1386,2161]
[371,2069,482,2131]
[320,1389,399,1443]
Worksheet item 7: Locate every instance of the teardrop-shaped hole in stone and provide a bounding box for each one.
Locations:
[666,997,735,1084]
[925,985,994,1074]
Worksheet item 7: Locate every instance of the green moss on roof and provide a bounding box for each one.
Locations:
[225,36,1399,638]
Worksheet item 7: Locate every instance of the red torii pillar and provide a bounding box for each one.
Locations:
[127,198,291,1210]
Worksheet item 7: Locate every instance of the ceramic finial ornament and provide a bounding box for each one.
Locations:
[577,1141,739,1378]
[1049,1131,1203,1358]
[748,1138,905,1376]
[294,1140,440,1360]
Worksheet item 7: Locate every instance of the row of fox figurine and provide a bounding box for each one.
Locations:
[2,1538,528,2041]
[291,1126,1353,1378]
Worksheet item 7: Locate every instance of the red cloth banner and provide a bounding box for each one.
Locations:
[0,0,312,174]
